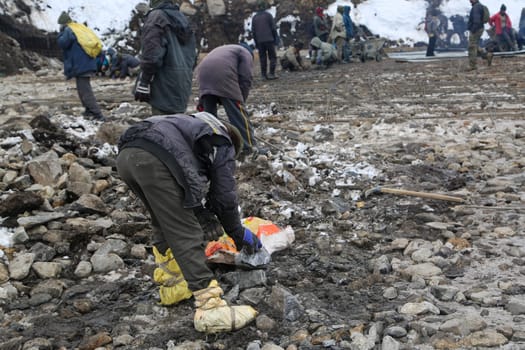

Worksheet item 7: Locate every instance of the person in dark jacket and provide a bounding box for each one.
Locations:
[57,11,105,121]
[116,112,262,332]
[196,44,257,156]
[426,10,440,57]
[251,0,279,80]
[107,48,140,79]
[134,0,196,114]
[519,8,525,50]
[467,0,486,70]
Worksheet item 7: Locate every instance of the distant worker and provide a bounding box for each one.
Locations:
[134,0,196,115]
[251,0,279,80]
[280,41,305,71]
[107,48,140,79]
[329,6,346,63]
[342,6,354,63]
[426,10,440,57]
[489,4,518,52]
[313,7,330,42]
[466,0,486,71]
[519,8,525,50]
[196,44,259,157]
[95,49,110,76]
[310,36,337,69]
[57,11,105,121]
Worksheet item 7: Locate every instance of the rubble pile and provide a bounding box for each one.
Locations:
[0,54,524,349]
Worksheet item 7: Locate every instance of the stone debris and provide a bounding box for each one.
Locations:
[0,55,524,349]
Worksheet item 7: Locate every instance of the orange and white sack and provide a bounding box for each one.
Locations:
[242,217,295,255]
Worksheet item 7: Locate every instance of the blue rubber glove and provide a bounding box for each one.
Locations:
[233,228,262,255]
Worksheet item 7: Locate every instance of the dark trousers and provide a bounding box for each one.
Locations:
[426,35,437,56]
[200,95,255,152]
[116,147,213,291]
[256,41,277,78]
[76,75,102,117]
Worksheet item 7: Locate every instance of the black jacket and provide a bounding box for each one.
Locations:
[140,2,196,113]
[252,10,278,45]
[468,1,484,33]
[118,113,244,238]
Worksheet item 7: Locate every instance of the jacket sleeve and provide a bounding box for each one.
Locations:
[207,145,244,239]
[237,52,253,102]
[57,27,74,50]
[489,13,497,26]
[140,11,168,82]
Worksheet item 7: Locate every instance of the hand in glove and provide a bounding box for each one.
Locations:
[233,228,262,255]
[134,76,151,102]
[194,207,224,242]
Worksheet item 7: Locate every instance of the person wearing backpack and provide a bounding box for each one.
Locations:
[467,0,488,71]
[57,11,105,121]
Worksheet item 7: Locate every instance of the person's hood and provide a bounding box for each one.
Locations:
[343,6,351,16]
[315,7,324,18]
[149,2,192,44]
[310,36,322,48]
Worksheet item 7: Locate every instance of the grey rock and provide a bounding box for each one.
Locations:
[8,252,35,280]
[90,253,125,273]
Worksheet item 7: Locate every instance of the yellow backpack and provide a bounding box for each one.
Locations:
[67,22,103,58]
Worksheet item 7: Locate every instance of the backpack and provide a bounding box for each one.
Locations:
[482,5,490,24]
[67,22,103,58]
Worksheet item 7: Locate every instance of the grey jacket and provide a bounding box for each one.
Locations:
[310,37,337,63]
[118,112,244,238]
[140,2,196,113]
[196,44,253,103]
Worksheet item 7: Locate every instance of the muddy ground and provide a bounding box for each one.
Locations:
[0,51,524,350]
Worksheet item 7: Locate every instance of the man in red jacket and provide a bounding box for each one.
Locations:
[489,4,518,51]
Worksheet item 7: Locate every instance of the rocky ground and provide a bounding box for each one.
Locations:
[0,51,525,350]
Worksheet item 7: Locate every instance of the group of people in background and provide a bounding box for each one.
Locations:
[308,5,357,69]
[427,0,525,70]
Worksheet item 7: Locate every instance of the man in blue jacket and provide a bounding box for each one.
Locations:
[116,112,262,332]
[134,0,196,114]
[57,12,105,121]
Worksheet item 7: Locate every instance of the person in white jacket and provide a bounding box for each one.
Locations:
[329,6,346,63]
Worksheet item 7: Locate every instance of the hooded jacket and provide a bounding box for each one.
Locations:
[140,1,196,113]
[313,8,330,39]
[310,36,337,63]
[118,112,244,238]
[57,25,97,79]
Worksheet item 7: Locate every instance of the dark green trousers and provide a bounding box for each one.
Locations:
[116,147,213,291]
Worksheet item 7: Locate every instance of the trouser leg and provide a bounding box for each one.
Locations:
[468,29,482,68]
[116,148,213,291]
[220,98,255,152]
[200,95,219,117]
[76,75,102,116]
[335,37,345,61]
[258,45,268,78]
[267,43,277,75]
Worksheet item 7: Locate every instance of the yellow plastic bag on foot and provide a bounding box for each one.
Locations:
[152,246,192,305]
